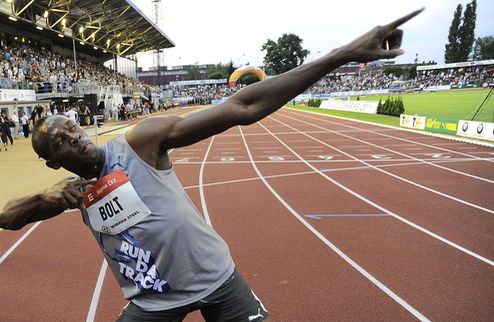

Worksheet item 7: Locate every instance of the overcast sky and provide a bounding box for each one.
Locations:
[132,0,494,70]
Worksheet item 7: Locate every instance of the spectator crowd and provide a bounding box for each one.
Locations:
[0,39,158,95]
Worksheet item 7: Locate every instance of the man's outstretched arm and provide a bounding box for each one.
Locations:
[127,9,424,156]
[0,178,95,230]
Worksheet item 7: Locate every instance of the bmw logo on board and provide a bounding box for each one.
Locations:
[477,123,484,134]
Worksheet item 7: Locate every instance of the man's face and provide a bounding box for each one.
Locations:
[43,115,101,172]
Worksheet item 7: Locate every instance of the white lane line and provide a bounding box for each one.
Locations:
[182,158,486,191]
[284,109,494,162]
[284,112,494,184]
[199,137,215,226]
[186,158,492,191]
[0,222,42,264]
[275,115,494,214]
[214,148,243,151]
[86,259,108,322]
[279,113,494,185]
[238,126,431,322]
[170,158,490,165]
[260,120,494,266]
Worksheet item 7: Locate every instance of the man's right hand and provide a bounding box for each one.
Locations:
[41,178,96,210]
[339,8,424,63]
[0,178,96,230]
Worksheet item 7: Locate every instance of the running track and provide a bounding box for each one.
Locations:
[1,107,493,321]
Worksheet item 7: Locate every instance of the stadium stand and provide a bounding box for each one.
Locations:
[0,0,174,122]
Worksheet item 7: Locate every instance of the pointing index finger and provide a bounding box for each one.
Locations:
[386,7,425,29]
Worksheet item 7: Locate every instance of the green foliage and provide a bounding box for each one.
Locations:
[238,74,260,86]
[408,65,417,79]
[261,33,310,75]
[473,36,494,60]
[185,64,200,80]
[383,66,404,77]
[208,72,224,80]
[377,97,405,116]
[457,0,477,61]
[377,98,383,114]
[308,98,321,107]
[445,4,462,63]
[207,61,235,80]
[444,0,477,63]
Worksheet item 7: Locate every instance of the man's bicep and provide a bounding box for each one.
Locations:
[164,103,243,148]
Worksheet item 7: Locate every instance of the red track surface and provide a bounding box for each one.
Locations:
[1,108,493,321]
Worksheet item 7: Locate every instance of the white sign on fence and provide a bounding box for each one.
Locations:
[0,89,36,102]
[457,120,494,141]
[400,114,427,130]
[320,100,378,114]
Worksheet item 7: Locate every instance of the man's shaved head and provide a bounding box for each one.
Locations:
[30,115,104,178]
[32,115,53,159]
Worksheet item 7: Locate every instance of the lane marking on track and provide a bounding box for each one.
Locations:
[169,157,490,165]
[285,111,494,183]
[284,109,494,162]
[199,137,215,226]
[181,158,493,191]
[305,214,390,219]
[279,113,494,187]
[262,118,494,266]
[238,126,431,322]
[0,222,41,264]
[86,259,108,322]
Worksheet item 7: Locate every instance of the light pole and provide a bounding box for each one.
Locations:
[310,50,321,62]
[236,54,246,67]
[168,56,182,70]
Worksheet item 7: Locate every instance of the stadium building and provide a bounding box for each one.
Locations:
[0,0,174,124]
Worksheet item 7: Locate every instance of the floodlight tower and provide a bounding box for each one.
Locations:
[153,0,163,87]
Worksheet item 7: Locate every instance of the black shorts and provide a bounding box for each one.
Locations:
[116,269,269,322]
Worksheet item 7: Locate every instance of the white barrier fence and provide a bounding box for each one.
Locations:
[457,120,494,141]
[320,100,378,114]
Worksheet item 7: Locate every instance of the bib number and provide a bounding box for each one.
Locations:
[83,170,151,234]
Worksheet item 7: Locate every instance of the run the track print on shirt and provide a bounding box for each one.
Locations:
[99,231,171,293]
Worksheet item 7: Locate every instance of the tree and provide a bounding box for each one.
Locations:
[383,66,404,77]
[185,64,200,80]
[457,0,477,61]
[261,34,309,75]
[444,4,462,63]
[206,61,236,80]
[473,36,494,60]
[238,74,259,86]
[408,65,417,79]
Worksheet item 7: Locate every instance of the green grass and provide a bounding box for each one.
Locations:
[286,89,493,128]
[353,89,493,121]
[286,105,402,126]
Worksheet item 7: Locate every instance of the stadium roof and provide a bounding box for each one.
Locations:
[0,0,175,57]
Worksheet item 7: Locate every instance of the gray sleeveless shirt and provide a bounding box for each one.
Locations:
[82,135,234,311]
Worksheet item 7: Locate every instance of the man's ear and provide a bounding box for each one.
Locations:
[45,160,61,170]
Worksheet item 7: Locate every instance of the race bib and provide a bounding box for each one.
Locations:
[83,170,151,234]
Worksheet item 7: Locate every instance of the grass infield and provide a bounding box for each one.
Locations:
[287,88,493,127]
